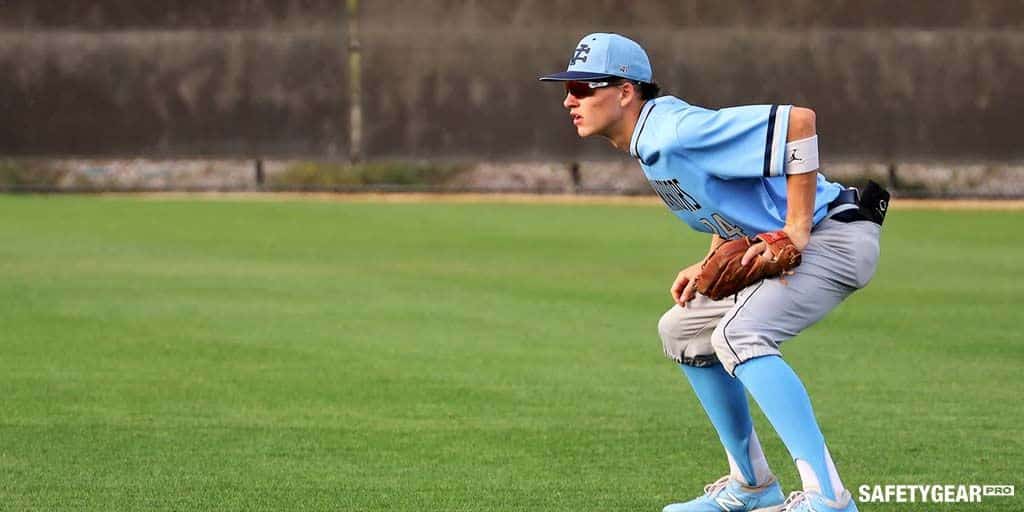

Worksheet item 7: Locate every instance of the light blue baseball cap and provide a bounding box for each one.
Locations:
[539,33,653,83]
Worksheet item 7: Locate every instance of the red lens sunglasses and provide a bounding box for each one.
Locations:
[564,80,616,98]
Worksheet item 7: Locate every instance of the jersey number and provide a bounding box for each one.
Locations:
[699,213,745,239]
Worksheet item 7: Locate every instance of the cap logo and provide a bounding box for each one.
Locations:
[570,44,591,65]
[619,64,629,73]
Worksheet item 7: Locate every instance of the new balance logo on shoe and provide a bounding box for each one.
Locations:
[715,491,745,510]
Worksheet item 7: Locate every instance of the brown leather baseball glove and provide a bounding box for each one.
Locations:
[695,230,803,300]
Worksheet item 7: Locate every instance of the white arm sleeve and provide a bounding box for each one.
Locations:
[783,135,820,175]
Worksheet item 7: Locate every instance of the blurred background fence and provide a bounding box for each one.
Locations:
[2,0,1024,197]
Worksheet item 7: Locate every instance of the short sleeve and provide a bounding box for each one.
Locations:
[672,104,791,179]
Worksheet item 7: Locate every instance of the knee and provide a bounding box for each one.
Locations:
[710,325,742,375]
[659,305,718,366]
[709,325,733,359]
[710,320,780,376]
[657,305,687,344]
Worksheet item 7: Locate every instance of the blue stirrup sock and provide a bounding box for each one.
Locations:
[680,364,772,487]
[735,355,845,500]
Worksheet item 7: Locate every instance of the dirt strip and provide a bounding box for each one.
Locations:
[885,199,1024,210]
[117,191,1024,209]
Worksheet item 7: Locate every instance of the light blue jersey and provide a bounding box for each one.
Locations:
[630,96,843,238]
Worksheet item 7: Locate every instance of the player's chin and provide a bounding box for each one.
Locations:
[575,119,607,138]
[575,124,595,138]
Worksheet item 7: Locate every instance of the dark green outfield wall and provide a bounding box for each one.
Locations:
[2,1,1023,160]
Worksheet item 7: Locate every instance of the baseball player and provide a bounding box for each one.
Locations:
[540,33,887,512]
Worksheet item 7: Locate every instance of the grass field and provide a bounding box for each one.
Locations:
[1,195,1021,511]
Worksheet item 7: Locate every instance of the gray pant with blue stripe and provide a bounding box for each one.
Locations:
[658,207,882,375]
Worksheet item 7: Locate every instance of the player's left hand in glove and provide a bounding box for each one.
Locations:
[694,230,802,300]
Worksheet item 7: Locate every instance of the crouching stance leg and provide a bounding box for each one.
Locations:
[658,299,783,512]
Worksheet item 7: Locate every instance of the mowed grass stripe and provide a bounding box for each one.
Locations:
[0,196,1021,511]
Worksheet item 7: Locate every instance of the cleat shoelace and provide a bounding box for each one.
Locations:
[782,490,811,511]
[700,475,732,498]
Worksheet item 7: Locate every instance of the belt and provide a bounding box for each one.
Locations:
[828,188,859,210]
[827,187,877,224]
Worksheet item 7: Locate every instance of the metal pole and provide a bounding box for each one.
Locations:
[347,0,363,165]
[254,158,265,188]
[887,163,899,190]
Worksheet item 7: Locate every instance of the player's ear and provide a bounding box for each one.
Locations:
[619,82,635,107]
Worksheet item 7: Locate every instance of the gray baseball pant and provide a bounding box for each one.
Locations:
[658,209,882,375]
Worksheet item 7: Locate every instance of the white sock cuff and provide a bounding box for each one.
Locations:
[748,427,773,486]
[726,426,773,487]
[794,445,846,498]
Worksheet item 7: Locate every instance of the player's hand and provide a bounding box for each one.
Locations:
[741,228,809,265]
[670,262,703,307]
[783,227,810,252]
[740,240,772,266]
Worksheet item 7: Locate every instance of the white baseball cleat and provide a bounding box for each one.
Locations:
[779,489,858,512]
[663,475,787,512]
